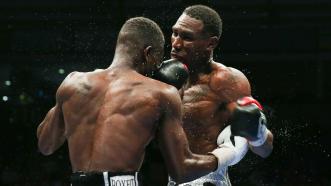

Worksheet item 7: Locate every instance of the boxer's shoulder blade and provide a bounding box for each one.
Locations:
[66,75,167,170]
[104,75,171,119]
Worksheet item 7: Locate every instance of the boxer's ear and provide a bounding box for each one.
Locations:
[143,46,152,60]
[144,46,156,67]
[207,36,219,51]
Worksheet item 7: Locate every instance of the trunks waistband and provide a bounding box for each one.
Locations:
[71,171,139,186]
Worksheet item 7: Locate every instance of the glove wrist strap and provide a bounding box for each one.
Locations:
[248,125,269,147]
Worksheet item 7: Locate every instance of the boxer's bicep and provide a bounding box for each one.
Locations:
[38,71,75,140]
[37,103,66,155]
[37,77,70,155]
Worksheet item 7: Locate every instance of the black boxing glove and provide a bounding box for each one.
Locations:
[229,97,269,146]
[153,59,189,89]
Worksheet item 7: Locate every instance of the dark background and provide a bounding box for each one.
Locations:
[0,0,330,185]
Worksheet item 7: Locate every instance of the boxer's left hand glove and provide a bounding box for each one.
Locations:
[153,59,189,89]
[229,96,269,147]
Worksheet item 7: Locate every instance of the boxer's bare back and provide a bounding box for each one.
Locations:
[37,66,182,172]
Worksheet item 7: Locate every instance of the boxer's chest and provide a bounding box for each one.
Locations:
[183,81,225,124]
[182,83,226,152]
[182,83,218,119]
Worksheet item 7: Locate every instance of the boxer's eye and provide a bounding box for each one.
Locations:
[181,33,193,41]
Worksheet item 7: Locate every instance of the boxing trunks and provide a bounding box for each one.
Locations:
[70,171,139,186]
[168,167,231,186]
[168,125,249,186]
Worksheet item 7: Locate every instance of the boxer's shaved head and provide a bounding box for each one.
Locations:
[117,17,165,56]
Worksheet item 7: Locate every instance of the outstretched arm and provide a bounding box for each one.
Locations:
[157,87,217,183]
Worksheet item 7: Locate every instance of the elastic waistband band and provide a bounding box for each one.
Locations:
[71,171,139,186]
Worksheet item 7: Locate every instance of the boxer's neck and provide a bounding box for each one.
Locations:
[111,46,143,71]
[188,58,212,84]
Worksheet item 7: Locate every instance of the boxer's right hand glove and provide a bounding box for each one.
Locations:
[229,96,269,147]
[210,125,249,172]
[153,59,189,89]
[217,126,249,166]
[210,144,236,172]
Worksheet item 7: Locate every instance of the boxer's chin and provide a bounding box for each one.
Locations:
[171,54,188,67]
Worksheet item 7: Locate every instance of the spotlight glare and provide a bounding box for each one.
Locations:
[58,68,65,74]
[5,80,11,86]
[3,96,8,102]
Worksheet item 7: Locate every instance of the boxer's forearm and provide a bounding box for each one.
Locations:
[158,125,218,183]
[159,136,218,183]
[37,105,66,155]
[173,153,217,183]
[249,131,273,158]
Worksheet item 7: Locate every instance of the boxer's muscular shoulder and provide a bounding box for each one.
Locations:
[158,85,182,116]
[160,85,181,105]
[61,71,84,85]
[210,63,251,101]
[56,71,86,103]
[150,77,180,99]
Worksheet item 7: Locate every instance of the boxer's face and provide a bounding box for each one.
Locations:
[171,14,211,68]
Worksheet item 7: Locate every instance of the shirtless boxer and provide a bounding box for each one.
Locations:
[168,5,274,186]
[36,17,239,186]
